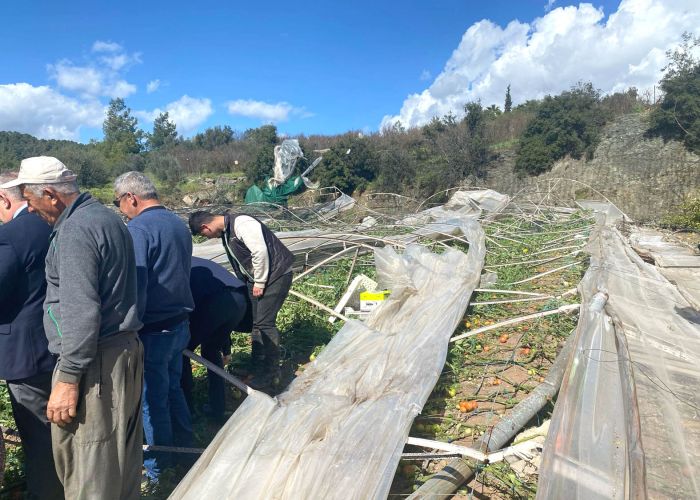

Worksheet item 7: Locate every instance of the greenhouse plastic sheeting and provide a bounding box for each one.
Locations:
[171,217,486,499]
[538,211,700,499]
[271,139,304,187]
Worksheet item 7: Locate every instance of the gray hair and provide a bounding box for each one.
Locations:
[0,172,22,200]
[22,180,80,197]
[114,171,158,200]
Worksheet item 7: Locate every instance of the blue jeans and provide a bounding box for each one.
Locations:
[140,320,193,480]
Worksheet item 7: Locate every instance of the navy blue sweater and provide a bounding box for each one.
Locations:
[128,206,194,330]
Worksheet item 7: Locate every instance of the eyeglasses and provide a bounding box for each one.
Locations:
[112,193,127,207]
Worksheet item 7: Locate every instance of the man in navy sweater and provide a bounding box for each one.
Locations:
[114,171,194,482]
[0,172,63,499]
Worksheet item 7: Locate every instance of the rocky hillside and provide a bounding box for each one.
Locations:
[483,113,699,222]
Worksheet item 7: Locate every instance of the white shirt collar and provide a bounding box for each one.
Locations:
[12,203,28,220]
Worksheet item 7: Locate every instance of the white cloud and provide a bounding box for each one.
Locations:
[0,83,104,140]
[92,40,122,53]
[137,95,213,135]
[48,41,141,98]
[48,61,103,95]
[226,99,311,122]
[382,0,700,130]
[146,79,160,93]
[544,0,557,12]
[420,70,432,81]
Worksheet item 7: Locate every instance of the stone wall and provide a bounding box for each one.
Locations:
[482,113,699,222]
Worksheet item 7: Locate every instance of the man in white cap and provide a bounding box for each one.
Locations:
[1,156,144,499]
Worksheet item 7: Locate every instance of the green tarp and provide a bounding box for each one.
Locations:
[244,176,304,205]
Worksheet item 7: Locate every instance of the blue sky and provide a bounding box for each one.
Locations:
[1,0,697,142]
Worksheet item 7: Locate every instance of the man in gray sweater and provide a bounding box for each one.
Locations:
[2,157,144,500]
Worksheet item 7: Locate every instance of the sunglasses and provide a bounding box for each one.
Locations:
[113,193,128,207]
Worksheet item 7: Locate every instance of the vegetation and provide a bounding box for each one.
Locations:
[648,33,700,154]
[514,82,610,175]
[662,193,700,231]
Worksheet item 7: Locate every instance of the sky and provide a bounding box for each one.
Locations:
[0,0,697,143]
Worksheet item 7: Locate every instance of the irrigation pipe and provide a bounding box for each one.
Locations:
[183,349,253,395]
[450,303,580,343]
[409,331,577,499]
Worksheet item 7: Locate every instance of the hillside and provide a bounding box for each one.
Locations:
[483,112,700,222]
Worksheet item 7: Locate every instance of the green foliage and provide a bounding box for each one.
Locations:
[312,135,376,194]
[193,125,235,150]
[145,153,184,185]
[504,84,513,113]
[515,82,608,175]
[662,195,700,231]
[242,125,279,184]
[648,33,700,154]
[148,112,178,150]
[101,98,144,159]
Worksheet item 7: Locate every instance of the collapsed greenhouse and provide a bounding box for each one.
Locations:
[1,180,697,499]
[173,180,700,499]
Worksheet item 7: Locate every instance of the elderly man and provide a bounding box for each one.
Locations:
[0,172,62,499]
[1,157,143,499]
[113,171,194,482]
[188,210,293,388]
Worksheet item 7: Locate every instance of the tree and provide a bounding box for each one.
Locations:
[504,85,512,113]
[193,125,235,150]
[148,112,178,150]
[515,82,608,175]
[648,33,700,154]
[102,98,144,157]
[242,125,278,184]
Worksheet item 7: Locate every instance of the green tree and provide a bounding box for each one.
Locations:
[515,83,608,175]
[648,33,700,153]
[504,84,512,113]
[148,112,178,150]
[193,125,235,150]
[102,98,144,157]
[242,125,278,184]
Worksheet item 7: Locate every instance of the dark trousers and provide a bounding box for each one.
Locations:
[181,288,246,417]
[248,272,292,365]
[7,371,64,500]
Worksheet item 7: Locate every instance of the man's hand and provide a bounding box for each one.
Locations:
[47,381,79,425]
[252,285,265,298]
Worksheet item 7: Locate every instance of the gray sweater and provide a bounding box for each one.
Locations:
[44,192,142,384]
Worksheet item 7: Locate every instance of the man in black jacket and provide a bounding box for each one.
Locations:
[0,172,63,499]
[188,211,293,387]
[181,257,252,421]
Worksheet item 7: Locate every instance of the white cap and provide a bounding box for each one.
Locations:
[0,156,77,188]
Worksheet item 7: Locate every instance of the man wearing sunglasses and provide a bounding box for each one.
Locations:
[113,171,194,483]
[2,157,143,499]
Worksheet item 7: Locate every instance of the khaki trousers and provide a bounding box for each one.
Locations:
[52,332,143,500]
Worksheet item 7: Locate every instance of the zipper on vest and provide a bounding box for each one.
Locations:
[222,231,254,282]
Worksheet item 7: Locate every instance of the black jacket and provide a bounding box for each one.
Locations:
[0,208,55,381]
[222,213,293,286]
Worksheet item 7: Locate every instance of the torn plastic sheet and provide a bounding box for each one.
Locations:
[270,139,304,187]
[171,216,486,500]
[538,210,700,499]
